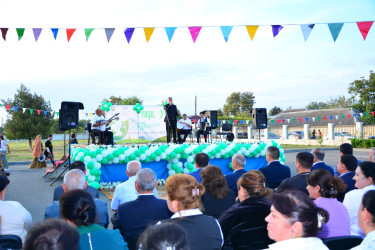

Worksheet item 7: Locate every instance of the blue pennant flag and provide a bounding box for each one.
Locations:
[51,28,59,40]
[14,106,18,112]
[305,118,308,122]
[44,111,47,116]
[272,25,284,38]
[220,26,233,42]
[328,23,344,42]
[329,116,333,120]
[240,120,244,125]
[300,24,315,41]
[165,27,177,42]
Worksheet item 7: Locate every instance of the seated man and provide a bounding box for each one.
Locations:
[259,146,290,189]
[188,153,209,183]
[177,114,192,144]
[226,130,234,142]
[310,148,334,176]
[196,111,210,143]
[45,169,109,228]
[114,168,172,250]
[337,154,358,202]
[53,161,99,201]
[225,154,247,196]
[334,143,361,175]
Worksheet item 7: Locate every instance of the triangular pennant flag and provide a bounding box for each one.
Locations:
[104,28,115,43]
[33,28,42,42]
[282,120,285,123]
[292,119,296,122]
[91,113,94,117]
[165,27,177,42]
[300,24,315,41]
[305,118,308,122]
[277,120,280,123]
[85,113,88,117]
[56,112,59,117]
[188,27,202,43]
[51,28,59,40]
[1,28,8,41]
[372,112,375,116]
[317,117,321,121]
[234,120,238,125]
[22,108,26,113]
[217,120,220,125]
[246,26,259,41]
[360,113,364,117]
[365,112,369,116]
[348,114,351,118]
[240,120,244,125]
[312,117,315,122]
[44,111,47,116]
[37,110,41,115]
[229,120,233,124]
[66,29,76,42]
[287,119,290,123]
[271,25,284,38]
[330,116,333,120]
[271,120,274,124]
[357,21,374,40]
[220,26,233,42]
[14,107,18,112]
[299,118,302,122]
[30,109,34,114]
[124,28,135,43]
[84,28,95,42]
[342,115,345,119]
[323,116,327,120]
[16,28,25,41]
[328,23,344,42]
[335,115,339,120]
[143,27,155,43]
[5,105,10,111]
[354,114,357,118]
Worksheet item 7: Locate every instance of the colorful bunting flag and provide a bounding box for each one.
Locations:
[144,28,155,43]
[300,24,315,41]
[347,114,351,118]
[330,116,333,120]
[240,120,244,125]
[342,115,345,119]
[271,120,274,124]
[5,105,10,111]
[16,28,25,41]
[277,120,280,123]
[51,28,59,40]
[30,109,34,114]
[56,112,59,117]
[66,29,76,42]
[22,108,26,113]
[85,28,95,42]
[292,119,296,122]
[220,26,233,42]
[299,118,302,122]
[44,111,47,116]
[37,110,41,115]
[124,28,135,43]
[323,116,327,120]
[328,23,344,42]
[282,120,285,123]
[287,119,290,123]
[305,118,308,122]
[312,117,315,122]
[165,27,177,42]
[14,107,18,112]
[105,28,115,43]
[365,112,369,116]
[335,115,339,120]
[33,28,42,42]
[357,21,374,40]
[372,112,375,116]
[246,26,258,41]
[1,28,8,41]
[272,25,284,38]
[188,27,202,43]
[317,117,321,121]
[228,120,232,124]
[234,120,238,125]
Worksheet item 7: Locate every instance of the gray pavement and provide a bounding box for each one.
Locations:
[4,148,371,228]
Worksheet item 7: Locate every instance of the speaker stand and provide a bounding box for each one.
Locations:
[258,129,261,140]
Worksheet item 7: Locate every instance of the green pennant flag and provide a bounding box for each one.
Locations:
[30,109,33,114]
[292,119,296,122]
[317,117,321,121]
[0,104,2,107]
[85,28,95,41]
[229,120,232,124]
[16,28,25,41]
[271,120,274,124]
[365,112,369,116]
[341,115,345,119]
[56,112,59,117]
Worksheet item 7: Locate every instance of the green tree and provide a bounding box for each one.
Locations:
[50,119,90,134]
[269,106,283,116]
[102,96,143,106]
[326,95,356,109]
[217,108,224,116]
[2,84,54,148]
[306,101,329,110]
[223,91,255,117]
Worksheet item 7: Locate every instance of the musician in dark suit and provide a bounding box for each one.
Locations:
[196,111,210,143]
[164,97,178,143]
[337,154,358,202]
[225,154,247,196]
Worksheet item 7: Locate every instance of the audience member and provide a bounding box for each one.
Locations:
[0,174,32,242]
[352,190,375,249]
[265,191,329,249]
[111,161,159,212]
[337,154,358,202]
[370,147,375,162]
[0,135,10,171]
[70,132,78,144]
[45,169,109,228]
[310,148,334,176]
[343,161,375,237]
[24,218,80,250]
[306,169,350,238]
[200,165,236,219]
[219,170,273,249]
[188,153,209,183]
[277,152,314,195]
[53,161,99,201]
[29,135,47,169]
[334,143,360,175]
[137,223,190,250]
[114,168,172,250]
[226,130,234,142]
[60,189,128,250]
[225,154,247,196]
[259,146,290,189]
[163,174,223,249]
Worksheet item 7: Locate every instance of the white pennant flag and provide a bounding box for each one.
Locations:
[360,113,364,117]
[312,117,315,122]
[335,115,339,120]
[22,108,26,113]
[287,119,290,123]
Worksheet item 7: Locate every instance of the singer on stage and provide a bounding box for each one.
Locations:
[164,97,178,143]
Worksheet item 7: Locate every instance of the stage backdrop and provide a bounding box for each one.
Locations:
[107,105,165,143]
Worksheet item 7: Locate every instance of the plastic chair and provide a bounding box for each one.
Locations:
[323,236,363,250]
[0,234,22,249]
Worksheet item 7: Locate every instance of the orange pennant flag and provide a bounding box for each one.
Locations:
[144,28,155,42]
[66,29,76,42]
[246,26,259,41]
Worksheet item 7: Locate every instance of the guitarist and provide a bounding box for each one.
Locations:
[196,111,210,143]
[91,108,113,145]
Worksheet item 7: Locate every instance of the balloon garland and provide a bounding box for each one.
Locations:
[101,101,113,112]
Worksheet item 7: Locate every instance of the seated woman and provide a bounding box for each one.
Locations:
[219,170,273,249]
[60,189,128,250]
[265,191,329,249]
[0,174,32,242]
[163,174,223,249]
[352,190,375,249]
[200,165,236,219]
[306,168,350,238]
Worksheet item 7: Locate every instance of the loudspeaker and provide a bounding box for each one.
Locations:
[59,102,84,131]
[252,108,267,129]
[205,110,218,129]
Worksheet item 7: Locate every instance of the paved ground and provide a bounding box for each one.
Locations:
[5,148,371,229]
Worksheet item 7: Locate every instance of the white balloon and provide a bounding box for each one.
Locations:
[113,157,119,164]
[160,153,167,159]
[216,153,221,158]
[95,163,101,169]
[260,151,266,156]
[78,152,84,158]
[202,149,208,154]
[84,156,91,162]
[75,156,80,161]
[244,151,250,156]
[187,156,193,163]
[241,147,246,152]
[124,150,131,157]
[184,162,188,167]
[102,150,108,157]
[255,153,260,158]
[96,155,103,161]
[118,154,125,161]
[220,149,225,155]
[177,162,183,168]
[140,154,146,160]
[145,150,151,156]
[168,169,176,176]
[165,148,172,155]
[172,158,178,163]
[184,148,190,154]
[108,161,113,164]
[107,148,113,154]
[135,157,140,162]
[155,156,161,162]
[167,163,172,169]
[176,154,181,159]
[183,168,190,174]
[86,169,91,176]
[88,175,96,182]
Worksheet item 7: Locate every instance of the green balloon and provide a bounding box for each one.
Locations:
[85,176,88,181]
[100,106,105,111]
[229,162,233,169]
[134,150,141,157]
[229,151,234,157]
[97,169,102,176]
[96,149,102,155]
[87,162,95,169]
[101,157,109,164]
[108,102,112,107]
[150,153,156,160]
[170,152,177,158]
[106,107,110,111]
[171,163,178,170]
[107,154,114,161]
[113,150,120,157]
[155,149,162,156]
[182,154,189,159]
[89,151,97,158]
[193,148,200,154]
[175,167,182,173]
[129,154,136,161]
[165,156,170,161]
[145,156,151,163]
[125,157,130,163]
[174,148,181,154]
[79,156,84,162]
[140,147,147,153]
[187,163,194,170]
[84,149,90,157]
[90,169,98,176]
[224,153,229,159]
[255,148,261,153]
[95,176,101,182]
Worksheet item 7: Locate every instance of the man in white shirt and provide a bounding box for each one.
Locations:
[177,114,192,144]
[91,108,112,145]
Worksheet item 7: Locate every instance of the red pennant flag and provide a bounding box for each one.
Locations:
[357,21,374,40]
[5,105,10,111]
[37,110,41,115]
[234,120,238,125]
[282,120,285,123]
[372,112,375,116]
[299,118,302,122]
[347,114,351,118]
[66,29,76,42]
[277,120,280,123]
[193,120,196,124]
[323,116,326,120]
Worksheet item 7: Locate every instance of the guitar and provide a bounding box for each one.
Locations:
[105,113,120,123]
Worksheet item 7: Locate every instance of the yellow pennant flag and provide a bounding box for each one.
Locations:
[144,27,155,42]
[246,26,259,41]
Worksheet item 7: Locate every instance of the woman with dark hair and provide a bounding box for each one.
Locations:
[306,168,350,238]
[60,189,127,250]
[200,165,236,219]
[352,190,375,249]
[164,174,223,249]
[29,135,47,169]
[265,191,329,249]
[71,132,78,144]
[344,161,375,237]
[24,218,80,250]
[138,223,190,250]
[218,170,273,249]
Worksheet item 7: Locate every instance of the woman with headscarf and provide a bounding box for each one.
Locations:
[28,135,47,169]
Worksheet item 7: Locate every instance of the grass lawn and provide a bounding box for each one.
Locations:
[280,144,338,149]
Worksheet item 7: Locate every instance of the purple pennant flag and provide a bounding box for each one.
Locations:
[188,27,202,43]
[85,113,88,117]
[272,25,284,38]
[33,28,42,42]
[44,111,47,116]
[51,28,59,40]
[14,106,18,112]
[124,28,135,43]
[105,28,115,43]
[1,28,8,41]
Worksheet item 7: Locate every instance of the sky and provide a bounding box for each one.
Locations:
[0,0,374,125]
